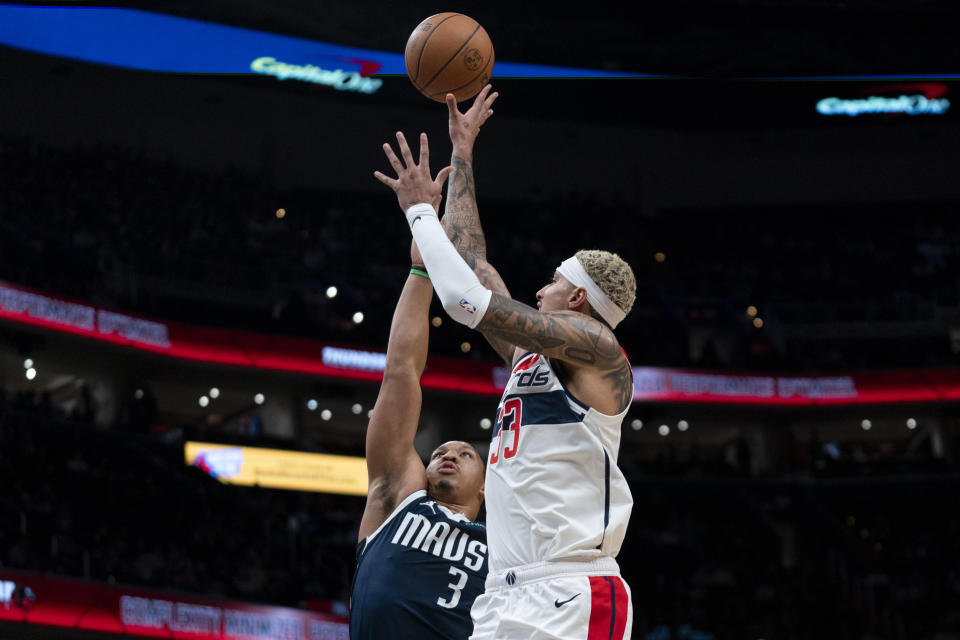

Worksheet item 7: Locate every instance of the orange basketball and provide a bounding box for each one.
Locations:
[404,13,495,103]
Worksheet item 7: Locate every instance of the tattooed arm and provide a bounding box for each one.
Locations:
[444,154,516,365]
[375,131,631,411]
[442,84,496,265]
[443,153,486,265]
[442,86,518,365]
[477,293,634,415]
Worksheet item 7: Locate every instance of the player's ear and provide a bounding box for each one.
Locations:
[477,483,485,505]
[568,286,588,310]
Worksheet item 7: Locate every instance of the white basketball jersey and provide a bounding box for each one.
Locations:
[484,352,633,572]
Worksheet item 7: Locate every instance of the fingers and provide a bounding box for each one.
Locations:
[419,132,429,169]
[472,85,497,113]
[435,165,454,187]
[382,142,404,174]
[480,86,498,124]
[383,131,429,175]
[474,84,492,105]
[449,85,496,119]
[396,131,415,168]
[461,85,498,127]
[373,170,396,188]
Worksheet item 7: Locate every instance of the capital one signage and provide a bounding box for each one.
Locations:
[817,83,951,117]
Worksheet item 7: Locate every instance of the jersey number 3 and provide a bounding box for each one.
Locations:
[437,566,468,609]
[489,398,522,465]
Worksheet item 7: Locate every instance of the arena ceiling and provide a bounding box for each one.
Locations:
[18,0,960,77]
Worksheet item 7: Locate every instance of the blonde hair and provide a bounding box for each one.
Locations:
[575,249,636,318]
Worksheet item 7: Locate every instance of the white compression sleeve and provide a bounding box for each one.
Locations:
[405,203,492,328]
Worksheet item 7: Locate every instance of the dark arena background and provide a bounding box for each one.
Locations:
[2,1,960,639]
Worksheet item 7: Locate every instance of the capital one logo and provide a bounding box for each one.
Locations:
[817,83,950,117]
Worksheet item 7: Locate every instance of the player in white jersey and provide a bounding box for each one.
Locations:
[374,87,636,639]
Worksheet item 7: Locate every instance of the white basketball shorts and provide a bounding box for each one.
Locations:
[469,558,632,640]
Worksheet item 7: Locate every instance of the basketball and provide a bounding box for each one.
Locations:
[404,13,495,103]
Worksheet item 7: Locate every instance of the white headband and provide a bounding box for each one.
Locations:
[556,256,626,329]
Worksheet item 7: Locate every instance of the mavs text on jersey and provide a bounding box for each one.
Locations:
[350,489,488,639]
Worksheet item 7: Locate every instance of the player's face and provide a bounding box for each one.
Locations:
[536,272,576,313]
[426,440,485,503]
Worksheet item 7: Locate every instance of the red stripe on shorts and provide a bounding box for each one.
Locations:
[587,576,611,640]
[611,576,629,639]
[587,575,628,640]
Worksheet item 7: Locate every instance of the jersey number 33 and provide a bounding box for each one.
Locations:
[489,398,522,465]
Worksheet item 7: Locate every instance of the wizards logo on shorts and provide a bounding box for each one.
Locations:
[459,299,477,314]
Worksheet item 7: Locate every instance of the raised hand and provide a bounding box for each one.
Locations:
[442,87,497,266]
[446,84,498,158]
[374,131,453,213]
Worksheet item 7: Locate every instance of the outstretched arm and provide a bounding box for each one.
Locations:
[441,86,517,365]
[373,132,631,410]
[362,132,454,539]
[442,86,494,266]
[356,264,433,541]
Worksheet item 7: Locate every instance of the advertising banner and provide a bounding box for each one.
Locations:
[815,82,951,118]
[0,571,348,639]
[629,367,960,405]
[0,279,501,395]
[0,4,640,89]
[185,442,368,496]
[4,279,960,406]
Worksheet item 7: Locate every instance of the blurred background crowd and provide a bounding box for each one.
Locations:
[4,134,960,372]
[0,388,958,639]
